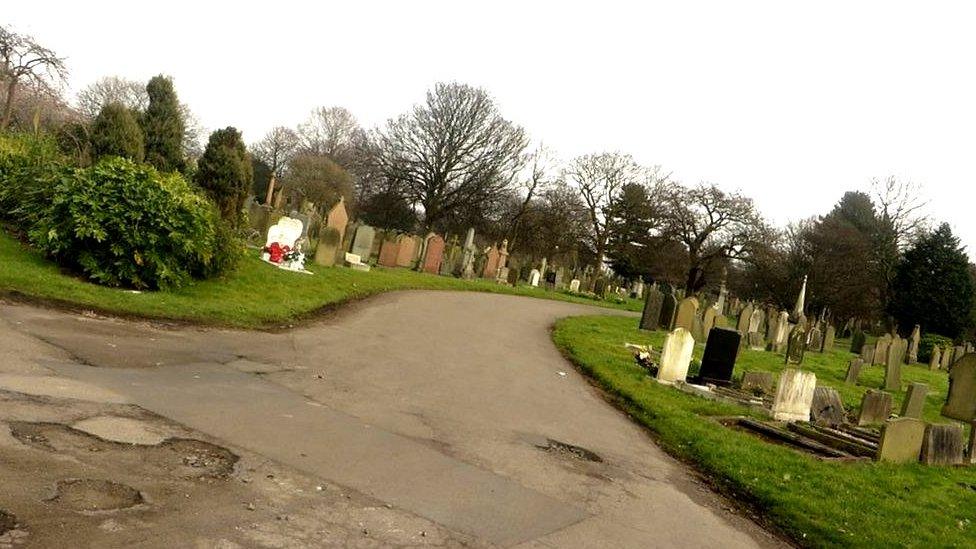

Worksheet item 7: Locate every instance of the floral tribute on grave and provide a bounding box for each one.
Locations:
[261,216,312,274]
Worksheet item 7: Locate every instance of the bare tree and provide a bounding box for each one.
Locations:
[76,76,147,119]
[660,182,769,294]
[505,144,558,250]
[297,106,363,166]
[373,82,528,232]
[0,25,67,130]
[565,152,644,272]
[872,175,929,312]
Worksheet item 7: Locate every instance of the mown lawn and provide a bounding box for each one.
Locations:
[553,315,976,548]
[0,231,641,328]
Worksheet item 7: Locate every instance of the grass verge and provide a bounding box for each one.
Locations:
[553,315,976,548]
[0,230,640,328]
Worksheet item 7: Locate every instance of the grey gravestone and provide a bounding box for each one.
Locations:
[808,327,822,351]
[659,293,678,331]
[907,324,920,364]
[942,354,976,421]
[876,417,925,463]
[639,288,664,331]
[861,345,875,365]
[929,346,942,371]
[695,328,740,386]
[900,382,928,419]
[920,423,964,465]
[874,334,892,365]
[740,371,774,395]
[844,358,863,385]
[858,390,893,426]
[968,421,976,465]
[736,303,754,335]
[593,278,607,297]
[884,338,905,391]
[811,386,846,427]
[953,346,966,366]
[351,225,375,261]
[822,326,835,353]
[785,327,805,365]
[850,330,866,354]
[314,226,342,267]
[747,331,764,350]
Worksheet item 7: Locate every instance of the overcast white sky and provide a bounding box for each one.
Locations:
[9,1,976,251]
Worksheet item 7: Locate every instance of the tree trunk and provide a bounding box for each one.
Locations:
[1,79,17,130]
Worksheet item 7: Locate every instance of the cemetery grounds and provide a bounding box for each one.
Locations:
[553,315,976,547]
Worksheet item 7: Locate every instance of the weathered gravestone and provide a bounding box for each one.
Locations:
[920,423,964,465]
[874,334,892,365]
[748,308,763,334]
[740,371,774,395]
[378,238,400,267]
[659,292,678,331]
[765,310,779,343]
[940,345,954,370]
[747,332,765,350]
[861,345,875,366]
[968,422,976,465]
[593,278,607,296]
[639,288,664,331]
[569,279,581,293]
[772,311,790,352]
[953,346,967,366]
[811,386,846,427]
[771,369,817,422]
[736,303,754,335]
[695,328,740,386]
[675,297,700,335]
[850,330,866,354]
[900,382,928,419]
[657,327,695,384]
[907,324,921,364]
[482,245,500,279]
[822,325,835,353]
[702,307,717,337]
[785,327,805,365]
[929,346,942,371]
[876,417,925,463]
[858,390,893,426]
[884,337,906,391]
[941,354,976,422]
[395,235,418,267]
[844,358,863,385]
[422,234,445,274]
[807,326,822,351]
[313,226,342,267]
[351,225,375,262]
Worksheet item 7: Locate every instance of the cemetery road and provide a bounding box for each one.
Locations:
[0,291,787,548]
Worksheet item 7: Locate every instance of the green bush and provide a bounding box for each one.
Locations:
[91,102,144,162]
[28,157,240,289]
[919,333,953,364]
[0,133,67,227]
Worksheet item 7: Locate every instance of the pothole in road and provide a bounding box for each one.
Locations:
[50,479,144,513]
[0,510,17,535]
[162,438,239,478]
[535,438,603,463]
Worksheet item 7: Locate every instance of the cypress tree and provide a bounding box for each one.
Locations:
[195,127,253,226]
[141,75,185,172]
[90,102,144,162]
[889,223,975,338]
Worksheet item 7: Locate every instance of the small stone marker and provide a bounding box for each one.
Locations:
[822,326,835,353]
[876,417,925,463]
[858,390,893,426]
[811,386,846,427]
[884,338,905,391]
[771,369,817,422]
[844,358,863,385]
[639,288,664,331]
[900,382,928,419]
[740,371,774,395]
[657,328,695,384]
[529,269,541,287]
[850,330,866,354]
[941,354,976,422]
[920,423,964,465]
[929,346,942,371]
[569,279,580,293]
[696,327,741,386]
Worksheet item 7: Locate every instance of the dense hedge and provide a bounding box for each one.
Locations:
[919,332,954,364]
[1,134,240,290]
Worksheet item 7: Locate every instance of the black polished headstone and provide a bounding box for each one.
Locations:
[694,327,741,386]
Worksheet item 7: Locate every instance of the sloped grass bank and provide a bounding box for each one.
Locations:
[0,231,640,328]
[553,315,976,547]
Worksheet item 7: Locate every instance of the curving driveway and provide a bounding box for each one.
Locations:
[0,291,785,548]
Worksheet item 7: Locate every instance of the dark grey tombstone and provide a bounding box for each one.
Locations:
[593,278,607,297]
[811,387,847,427]
[785,327,806,365]
[900,382,928,419]
[740,371,774,395]
[850,330,866,354]
[659,292,678,331]
[639,288,664,331]
[858,390,893,426]
[695,328,741,387]
[920,423,964,465]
